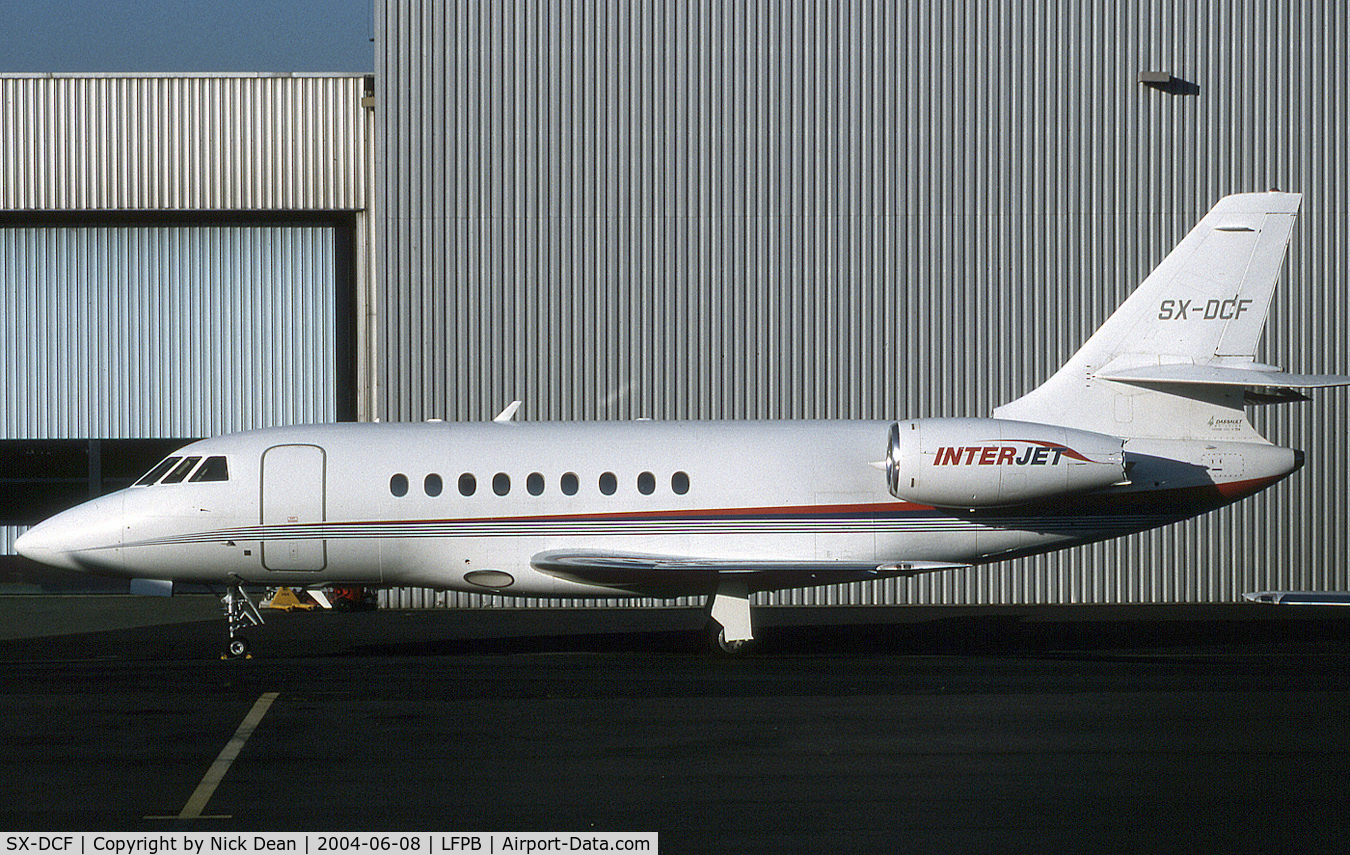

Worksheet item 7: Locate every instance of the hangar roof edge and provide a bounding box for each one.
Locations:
[0,72,367,80]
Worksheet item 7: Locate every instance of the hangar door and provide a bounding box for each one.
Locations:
[2,221,348,565]
[1,223,341,439]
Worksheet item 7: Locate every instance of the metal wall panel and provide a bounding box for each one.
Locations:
[0,74,368,212]
[378,587,703,610]
[376,0,1350,606]
[1,225,337,439]
[2,527,24,558]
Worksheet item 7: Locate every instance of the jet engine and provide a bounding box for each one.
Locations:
[887,418,1127,508]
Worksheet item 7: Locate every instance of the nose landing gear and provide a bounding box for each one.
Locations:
[219,582,264,659]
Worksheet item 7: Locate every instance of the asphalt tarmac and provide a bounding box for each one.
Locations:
[1,596,1349,854]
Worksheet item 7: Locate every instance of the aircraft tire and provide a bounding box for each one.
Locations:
[706,623,755,656]
[225,637,251,659]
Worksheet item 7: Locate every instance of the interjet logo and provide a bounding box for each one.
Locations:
[933,441,1090,466]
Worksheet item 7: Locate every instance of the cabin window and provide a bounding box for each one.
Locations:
[493,473,511,496]
[560,472,579,495]
[424,473,443,496]
[189,456,230,482]
[459,473,477,496]
[161,456,202,484]
[134,456,182,486]
[527,472,545,496]
[390,473,409,496]
[599,472,617,495]
[672,471,690,494]
[637,471,656,495]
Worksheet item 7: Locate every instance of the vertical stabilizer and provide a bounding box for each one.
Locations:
[995,193,1302,440]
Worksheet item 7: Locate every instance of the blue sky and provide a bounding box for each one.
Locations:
[0,0,373,73]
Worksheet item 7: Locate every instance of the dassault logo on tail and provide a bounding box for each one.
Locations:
[933,441,1088,466]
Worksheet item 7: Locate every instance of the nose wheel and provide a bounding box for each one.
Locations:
[219,582,264,659]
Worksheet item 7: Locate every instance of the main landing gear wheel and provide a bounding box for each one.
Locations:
[706,578,756,655]
[714,627,754,655]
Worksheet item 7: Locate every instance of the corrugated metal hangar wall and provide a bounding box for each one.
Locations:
[375,0,1350,607]
[1,74,372,565]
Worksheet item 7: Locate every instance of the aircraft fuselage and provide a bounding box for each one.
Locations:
[16,419,1298,600]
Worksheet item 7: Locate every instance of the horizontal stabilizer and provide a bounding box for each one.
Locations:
[1099,364,1350,390]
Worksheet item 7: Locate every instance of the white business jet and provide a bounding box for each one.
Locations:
[17,192,1350,656]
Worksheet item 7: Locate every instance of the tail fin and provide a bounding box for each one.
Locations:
[996,192,1348,440]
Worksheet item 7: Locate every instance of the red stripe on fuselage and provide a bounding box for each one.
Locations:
[373,500,936,526]
[330,473,1287,528]
[1214,473,1285,501]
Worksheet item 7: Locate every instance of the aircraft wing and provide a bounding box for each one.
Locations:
[1244,591,1350,606]
[532,550,968,594]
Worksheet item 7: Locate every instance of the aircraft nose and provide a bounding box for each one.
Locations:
[15,494,126,574]
[14,523,59,567]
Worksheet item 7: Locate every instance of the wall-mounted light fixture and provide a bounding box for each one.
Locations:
[1138,71,1199,95]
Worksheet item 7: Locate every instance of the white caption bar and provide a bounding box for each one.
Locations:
[1,836,657,855]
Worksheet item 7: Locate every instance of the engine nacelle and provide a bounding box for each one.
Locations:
[887,418,1126,508]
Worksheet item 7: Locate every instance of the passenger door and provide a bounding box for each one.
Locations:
[260,444,327,571]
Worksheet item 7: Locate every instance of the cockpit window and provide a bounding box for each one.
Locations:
[134,456,182,486]
[161,456,203,484]
[189,456,230,482]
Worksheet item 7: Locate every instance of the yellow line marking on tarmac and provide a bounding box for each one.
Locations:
[146,691,279,821]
